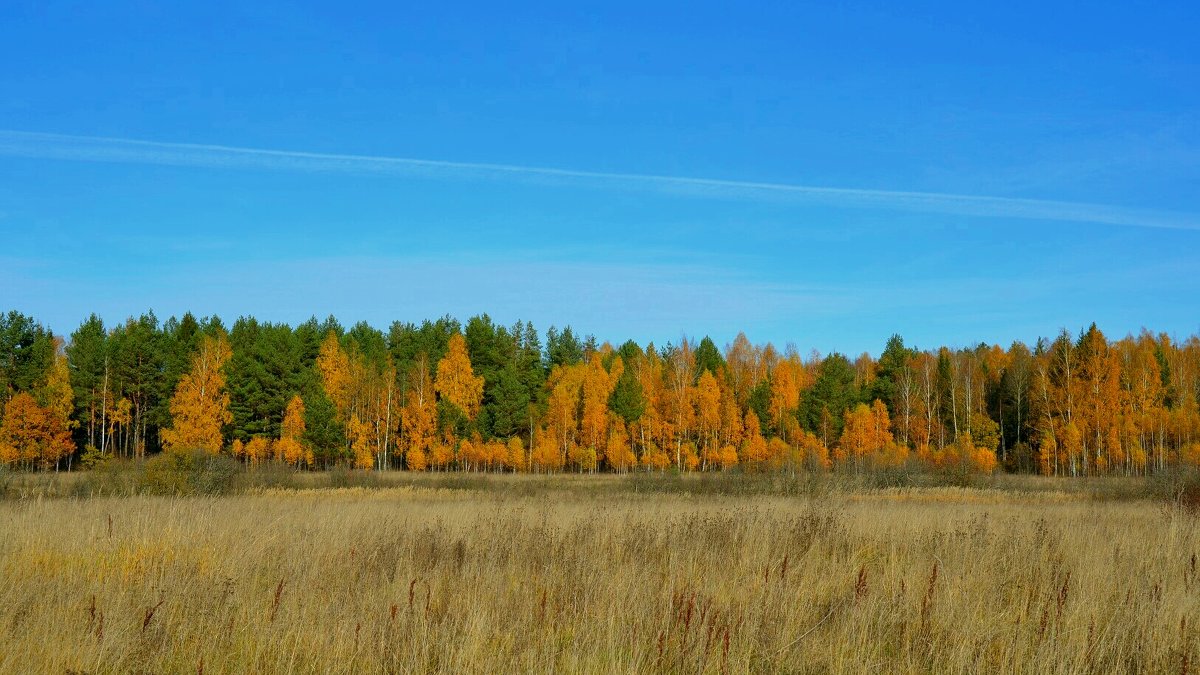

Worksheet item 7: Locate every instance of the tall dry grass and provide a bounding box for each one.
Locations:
[1,477,1198,673]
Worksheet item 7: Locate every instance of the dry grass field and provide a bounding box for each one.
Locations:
[1,473,1199,674]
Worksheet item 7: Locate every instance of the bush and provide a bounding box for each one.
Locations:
[622,470,834,498]
[861,461,923,489]
[1149,468,1200,513]
[79,445,109,470]
[325,466,383,489]
[140,450,240,496]
[236,462,300,492]
[422,473,495,492]
[76,459,141,497]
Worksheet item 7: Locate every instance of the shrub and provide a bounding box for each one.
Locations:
[1149,467,1200,514]
[140,450,240,496]
[863,461,922,489]
[79,445,109,469]
[236,461,299,492]
[77,458,141,497]
[325,465,382,489]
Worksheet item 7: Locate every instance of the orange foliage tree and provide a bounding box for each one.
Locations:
[695,370,721,468]
[161,333,233,453]
[606,421,636,473]
[347,414,374,469]
[243,436,272,463]
[837,400,907,470]
[0,392,73,469]
[740,410,768,470]
[505,436,526,472]
[435,334,484,421]
[402,355,436,472]
[275,394,310,467]
[580,354,618,459]
[316,332,353,419]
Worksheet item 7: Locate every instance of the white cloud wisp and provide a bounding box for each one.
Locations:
[1,129,1197,231]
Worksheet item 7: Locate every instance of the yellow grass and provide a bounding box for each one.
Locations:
[1,476,1198,673]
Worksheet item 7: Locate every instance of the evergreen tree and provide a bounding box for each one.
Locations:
[347,321,388,368]
[747,379,771,436]
[109,312,166,456]
[66,314,107,450]
[609,368,645,425]
[302,383,346,467]
[227,319,305,442]
[694,336,725,379]
[873,334,914,410]
[0,310,55,401]
[487,363,530,438]
[545,326,584,370]
[800,353,859,443]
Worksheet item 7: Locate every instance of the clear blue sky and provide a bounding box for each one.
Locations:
[2,1,1198,356]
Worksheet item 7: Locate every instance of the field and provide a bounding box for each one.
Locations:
[1,473,1199,674]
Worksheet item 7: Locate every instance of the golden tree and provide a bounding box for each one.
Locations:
[1,393,42,466]
[348,414,374,469]
[275,394,309,467]
[695,369,721,462]
[869,399,907,467]
[546,364,584,466]
[316,332,352,418]
[406,442,428,471]
[797,429,831,470]
[665,339,695,470]
[505,436,526,472]
[580,354,617,454]
[435,334,483,420]
[45,339,75,434]
[161,333,233,453]
[244,436,272,463]
[640,442,670,471]
[282,394,306,440]
[725,332,759,406]
[630,345,666,463]
[1062,421,1084,475]
[530,427,564,472]
[485,438,508,471]
[1124,331,1165,472]
[1075,325,1122,474]
[709,444,735,470]
[766,437,790,470]
[402,357,437,471]
[719,378,744,448]
[429,439,454,471]
[400,355,439,470]
[606,421,636,473]
[837,403,873,468]
[0,392,72,469]
[768,358,805,435]
[274,437,304,466]
[837,400,904,470]
[458,437,482,470]
[740,410,768,469]
[109,398,132,456]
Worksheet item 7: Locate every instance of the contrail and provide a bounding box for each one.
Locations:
[1,129,1195,230]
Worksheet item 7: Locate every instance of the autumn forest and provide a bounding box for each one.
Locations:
[3,309,1198,478]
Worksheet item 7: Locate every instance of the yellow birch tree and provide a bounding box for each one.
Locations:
[161,333,233,454]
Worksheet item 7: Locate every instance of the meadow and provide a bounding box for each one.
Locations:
[1,470,1198,674]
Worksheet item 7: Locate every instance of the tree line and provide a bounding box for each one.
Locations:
[1,309,1197,476]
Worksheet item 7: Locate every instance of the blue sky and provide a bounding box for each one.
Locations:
[1,1,1198,356]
